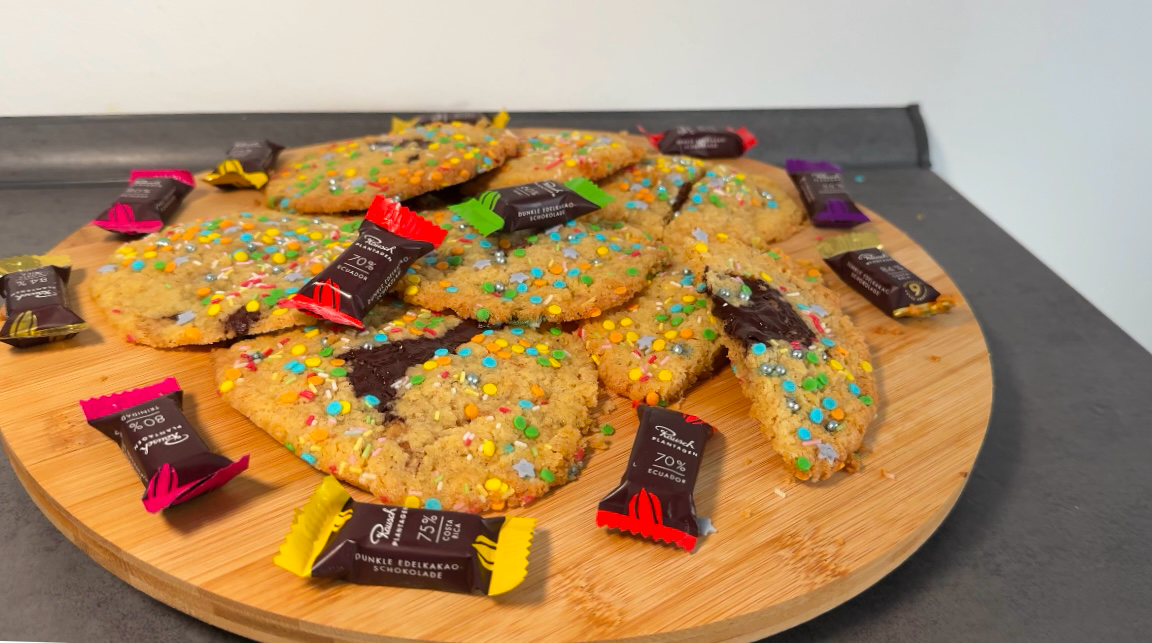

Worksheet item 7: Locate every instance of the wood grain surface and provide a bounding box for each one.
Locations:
[0,131,992,643]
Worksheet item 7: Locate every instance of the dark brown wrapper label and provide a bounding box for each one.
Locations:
[274,477,535,595]
[449,179,614,235]
[648,126,756,158]
[0,262,87,348]
[280,198,446,328]
[204,140,285,190]
[818,233,955,318]
[414,112,490,126]
[79,378,249,513]
[596,406,715,552]
[93,171,195,235]
[313,503,503,592]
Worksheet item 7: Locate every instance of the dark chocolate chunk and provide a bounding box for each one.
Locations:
[669,182,695,218]
[342,319,483,416]
[595,406,715,552]
[707,275,815,348]
[223,308,261,337]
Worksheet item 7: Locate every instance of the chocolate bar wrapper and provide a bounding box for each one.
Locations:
[279,197,447,328]
[596,406,715,552]
[818,231,956,318]
[93,169,196,235]
[450,178,614,235]
[0,255,88,348]
[643,126,757,158]
[80,378,250,513]
[275,476,535,595]
[203,140,285,190]
[391,110,510,133]
[786,159,870,228]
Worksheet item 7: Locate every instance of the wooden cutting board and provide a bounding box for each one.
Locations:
[0,131,992,643]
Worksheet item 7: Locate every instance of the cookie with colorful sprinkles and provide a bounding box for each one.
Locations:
[578,264,725,405]
[665,164,806,261]
[690,238,878,481]
[265,122,519,214]
[215,305,601,512]
[460,130,648,194]
[399,210,668,324]
[587,155,709,238]
[90,210,362,347]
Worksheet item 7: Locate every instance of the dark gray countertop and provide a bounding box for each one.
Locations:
[1,108,1149,643]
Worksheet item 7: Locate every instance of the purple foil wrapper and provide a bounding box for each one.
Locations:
[785,159,870,228]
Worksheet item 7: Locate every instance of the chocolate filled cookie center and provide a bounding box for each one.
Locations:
[707,275,815,348]
[341,319,484,416]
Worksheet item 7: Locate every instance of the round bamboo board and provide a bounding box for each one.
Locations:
[0,131,992,642]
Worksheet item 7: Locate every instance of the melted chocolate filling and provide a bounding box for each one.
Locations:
[669,182,695,217]
[224,308,261,337]
[707,275,815,349]
[341,319,484,417]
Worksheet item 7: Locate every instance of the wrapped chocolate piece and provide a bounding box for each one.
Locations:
[275,476,535,595]
[596,406,715,552]
[203,140,285,190]
[785,159,870,228]
[643,126,757,158]
[0,255,88,348]
[450,178,614,235]
[79,378,249,513]
[280,196,447,328]
[392,110,509,133]
[818,231,956,318]
[93,169,196,235]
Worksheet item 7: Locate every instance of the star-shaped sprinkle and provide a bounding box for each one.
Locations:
[696,517,717,536]
[513,459,536,479]
[473,259,492,270]
[509,272,530,284]
[174,311,197,325]
[173,256,190,266]
[817,443,839,462]
[562,247,580,259]
[97,265,117,273]
[347,178,368,189]
[692,228,709,242]
[636,335,656,350]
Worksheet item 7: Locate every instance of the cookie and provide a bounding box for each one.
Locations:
[265,122,520,214]
[215,306,601,512]
[90,210,360,347]
[587,155,709,238]
[461,130,648,194]
[399,210,668,324]
[665,164,805,262]
[691,238,878,481]
[578,263,725,405]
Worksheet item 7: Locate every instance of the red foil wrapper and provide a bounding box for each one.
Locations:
[596,405,715,551]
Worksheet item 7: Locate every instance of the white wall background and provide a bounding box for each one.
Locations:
[2,0,1150,349]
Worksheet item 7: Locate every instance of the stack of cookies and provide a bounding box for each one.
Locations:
[88,115,878,514]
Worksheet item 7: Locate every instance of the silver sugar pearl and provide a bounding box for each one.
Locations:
[155,239,169,247]
[280,216,292,223]
[204,274,216,282]
[791,349,805,359]
[738,290,751,301]
[758,363,775,376]
[458,223,471,231]
[567,234,580,242]
[821,351,830,361]
[465,373,480,386]
[717,288,732,299]
[773,365,787,376]
[826,420,841,432]
[493,283,505,293]
[270,266,283,274]
[592,259,603,266]
[247,242,259,251]
[672,343,687,356]
[682,267,693,275]
[786,397,801,412]
[493,251,507,265]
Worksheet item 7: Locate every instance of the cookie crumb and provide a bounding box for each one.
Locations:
[916,213,925,220]
[881,469,897,480]
[960,471,969,478]
[930,355,941,362]
[742,508,753,518]
[774,488,787,499]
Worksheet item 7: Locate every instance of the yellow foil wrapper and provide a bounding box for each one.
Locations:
[273,476,352,578]
[0,254,71,276]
